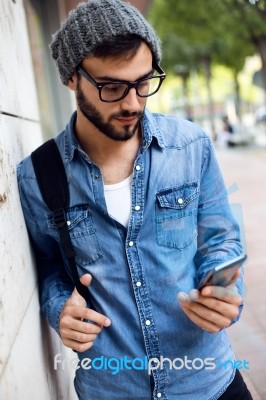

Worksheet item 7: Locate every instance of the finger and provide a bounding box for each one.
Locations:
[180,301,232,328]
[68,274,92,306]
[70,289,87,307]
[60,316,103,334]
[200,285,242,305]
[177,292,190,302]
[179,303,224,333]
[189,296,240,321]
[65,306,111,327]
[177,290,199,302]
[86,308,112,327]
[188,289,199,301]
[80,273,92,287]
[72,319,103,334]
[61,329,97,343]
[62,338,94,353]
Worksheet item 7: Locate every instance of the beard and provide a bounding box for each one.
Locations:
[76,78,144,142]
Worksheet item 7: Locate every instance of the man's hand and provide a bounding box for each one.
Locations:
[59,274,111,352]
[177,269,242,333]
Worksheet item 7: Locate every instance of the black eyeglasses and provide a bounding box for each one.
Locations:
[77,63,166,103]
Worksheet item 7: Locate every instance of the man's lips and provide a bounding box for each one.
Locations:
[115,116,138,125]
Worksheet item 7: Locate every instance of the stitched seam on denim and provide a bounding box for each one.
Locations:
[210,369,236,400]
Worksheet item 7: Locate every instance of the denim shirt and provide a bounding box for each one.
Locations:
[17,110,243,400]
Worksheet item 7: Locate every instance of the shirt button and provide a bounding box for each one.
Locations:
[136,281,142,287]
[128,241,134,247]
[177,198,184,205]
[67,220,71,226]
[145,320,151,326]
[157,393,162,398]
[135,205,141,211]
[135,165,141,171]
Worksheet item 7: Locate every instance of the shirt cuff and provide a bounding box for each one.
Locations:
[47,292,72,335]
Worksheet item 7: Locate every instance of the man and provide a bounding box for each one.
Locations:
[17,0,252,399]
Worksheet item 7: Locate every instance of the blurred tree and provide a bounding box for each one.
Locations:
[149,0,257,126]
[213,19,254,121]
[149,0,225,135]
[223,0,266,101]
[162,35,196,118]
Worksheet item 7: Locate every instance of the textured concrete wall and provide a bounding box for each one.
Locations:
[0,1,76,399]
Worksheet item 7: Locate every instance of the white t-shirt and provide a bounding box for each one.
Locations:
[104,174,133,228]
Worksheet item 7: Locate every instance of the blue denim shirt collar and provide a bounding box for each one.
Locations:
[62,109,165,164]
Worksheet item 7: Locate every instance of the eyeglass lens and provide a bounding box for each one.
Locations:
[101,76,162,101]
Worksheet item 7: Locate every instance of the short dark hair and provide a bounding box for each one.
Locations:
[90,34,152,62]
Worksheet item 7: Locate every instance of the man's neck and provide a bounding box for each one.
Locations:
[75,112,142,184]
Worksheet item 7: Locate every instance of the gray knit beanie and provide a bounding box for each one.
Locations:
[50,0,161,85]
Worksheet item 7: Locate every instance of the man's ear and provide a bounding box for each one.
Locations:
[67,72,77,91]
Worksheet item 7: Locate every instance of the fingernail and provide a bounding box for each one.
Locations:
[105,318,111,327]
[189,289,199,301]
[177,292,189,302]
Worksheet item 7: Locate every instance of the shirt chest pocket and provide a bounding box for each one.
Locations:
[156,182,199,250]
[47,205,103,266]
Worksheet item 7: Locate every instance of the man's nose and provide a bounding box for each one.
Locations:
[120,88,142,111]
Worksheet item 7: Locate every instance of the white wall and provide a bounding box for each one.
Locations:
[0,1,77,399]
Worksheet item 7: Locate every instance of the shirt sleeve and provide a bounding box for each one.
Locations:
[17,161,74,335]
[194,138,244,323]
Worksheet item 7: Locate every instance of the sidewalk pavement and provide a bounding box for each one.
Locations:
[216,146,266,400]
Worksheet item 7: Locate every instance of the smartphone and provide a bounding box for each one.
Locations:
[198,254,247,290]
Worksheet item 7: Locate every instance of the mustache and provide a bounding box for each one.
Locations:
[111,110,143,119]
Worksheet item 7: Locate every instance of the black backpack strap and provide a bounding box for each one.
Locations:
[31,139,89,302]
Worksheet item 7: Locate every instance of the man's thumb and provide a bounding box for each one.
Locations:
[80,273,92,287]
[71,274,92,304]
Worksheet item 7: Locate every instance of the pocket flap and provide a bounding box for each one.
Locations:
[156,182,199,210]
[47,205,94,233]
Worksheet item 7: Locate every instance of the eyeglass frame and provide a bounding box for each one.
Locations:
[76,62,166,103]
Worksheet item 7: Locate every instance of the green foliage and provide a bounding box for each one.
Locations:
[148,0,259,74]
[223,0,266,38]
